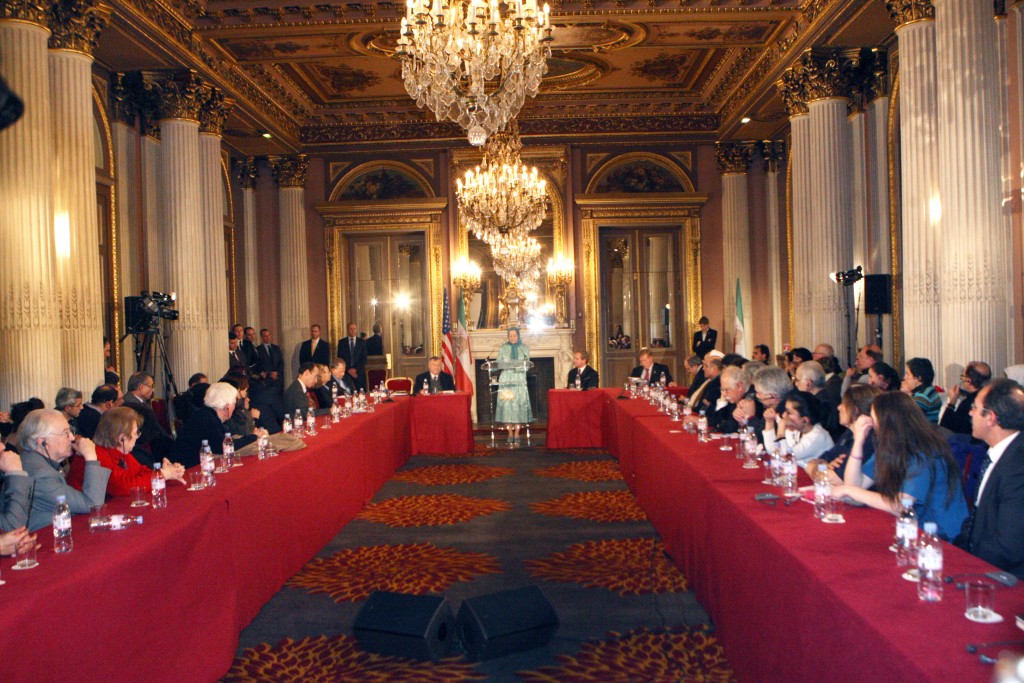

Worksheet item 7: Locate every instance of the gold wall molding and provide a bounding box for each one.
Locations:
[47,0,108,54]
[269,154,309,188]
[93,83,120,374]
[328,159,435,201]
[584,152,696,194]
[715,141,756,175]
[786,139,794,347]
[887,71,902,366]
[575,192,707,373]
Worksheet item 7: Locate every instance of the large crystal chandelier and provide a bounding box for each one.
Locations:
[492,234,542,286]
[456,122,548,246]
[396,0,553,146]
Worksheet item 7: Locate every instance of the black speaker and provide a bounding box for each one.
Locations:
[863,274,892,315]
[456,586,559,661]
[353,591,455,662]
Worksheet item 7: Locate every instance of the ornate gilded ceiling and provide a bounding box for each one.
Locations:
[93,0,894,153]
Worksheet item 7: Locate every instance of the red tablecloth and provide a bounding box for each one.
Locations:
[544,388,618,449]
[605,398,1024,683]
[405,392,474,455]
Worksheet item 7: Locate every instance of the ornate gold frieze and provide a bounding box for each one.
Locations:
[47,0,108,54]
[796,48,858,103]
[110,72,134,125]
[269,154,309,188]
[0,0,47,25]
[886,0,934,26]
[198,85,232,135]
[153,70,204,122]
[236,155,258,190]
[715,141,755,175]
[777,67,809,117]
[759,140,786,174]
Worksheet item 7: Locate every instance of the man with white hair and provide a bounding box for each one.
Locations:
[19,409,110,532]
[734,366,792,441]
[709,365,760,433]
[172,382,262,468]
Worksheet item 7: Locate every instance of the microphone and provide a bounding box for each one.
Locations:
[966,639,1024,654]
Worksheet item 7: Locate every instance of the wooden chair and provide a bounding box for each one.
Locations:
[386,377,413,394]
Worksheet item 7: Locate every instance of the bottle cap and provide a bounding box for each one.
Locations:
[817,463,827,472]
[923,522,938,534]
[201,439,209,445]
[56,495,66,503]
[901,493,913,505]
[153,463,159,470]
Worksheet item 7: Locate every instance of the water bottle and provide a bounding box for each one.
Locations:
[200,440,216,487]
[282,413,292,434]
[53,494,73,553]
[331,383,338,403]
[813,463,830,519]
[575,373,582,391]
[89,513,144,531]
[151,463,167,508]
[307,407,317,435]
[896,494,918,568]
[422,377,430,395]
[697,411,708,442]
[293,411,303,433]
[917,522,943,602]
[222,432,235,468]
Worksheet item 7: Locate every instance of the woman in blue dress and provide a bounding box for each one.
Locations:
[495,327,532,443]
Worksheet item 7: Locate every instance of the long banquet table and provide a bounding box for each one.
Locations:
[0,396,473,683]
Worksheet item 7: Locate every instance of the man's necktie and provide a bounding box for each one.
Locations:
[963,453,994,550]
[644,368,650,383]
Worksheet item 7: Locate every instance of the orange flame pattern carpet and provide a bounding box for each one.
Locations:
[356,494,512,527]
[393,464,516,486]
[530,490,647,523]
[533,459,624,482]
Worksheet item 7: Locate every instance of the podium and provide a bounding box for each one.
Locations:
[481,359,534,443]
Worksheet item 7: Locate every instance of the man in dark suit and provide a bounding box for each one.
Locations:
[366,323,384,356]
[691,316,717,359]
[414,356,455,395]
[567,350,599,389]
[299,324,331,366]
[241,326,259,371]
[687,354,723,413]
[326,358,356,397]
[122,371,175,466]
[629,349,674,386]
[941,361,992,437]
[955,379,1024,578]
[228,336,248,374]
[708,366,760,433]
[256,328,285,390]
[76,384,120,439]
[283,362,320,418]
[337,322,368,391]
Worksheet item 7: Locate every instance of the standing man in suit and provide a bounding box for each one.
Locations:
[691,316,717,359]
[955,379,1024,578]
[338,322,368,391]
[256,328,285,390]
[366,323,384,356]
[567,350,599,389]
[630,349,675,386]
[241,326,259,371]
[228,336,248,374]
[414,356,455,395]
[299,324,331,366]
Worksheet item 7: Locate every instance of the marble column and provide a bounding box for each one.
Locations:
[848,100,868,351]
[890,1,943,366]
[865,55,892,357]
[111,74,143,316]
[49,0,108,393]
[715,141,754,356]
[198,87,232,380]
[238,157,260,329]
[936,0,1008,383]
[156,71,208,381]
[0,5,63,409]
[760,141,786,358]
[270,155,310,378]
[778,66,812,347]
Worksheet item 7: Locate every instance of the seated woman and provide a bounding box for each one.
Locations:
[68,407,185,496]
[868,361,901,392]
[804,383,880,481]
[833,391,968,540]
[762,390,834,465]
[902,357,942,423]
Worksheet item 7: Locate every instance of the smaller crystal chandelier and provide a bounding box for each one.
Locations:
[396,0,553,146]
[492,235,542,285]
[456,122,548,246]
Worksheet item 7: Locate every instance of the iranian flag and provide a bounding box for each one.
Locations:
[452,288,474,395]
[733,277,749,358]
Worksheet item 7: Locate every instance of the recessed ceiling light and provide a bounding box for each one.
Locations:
[740,116,751,124]
[262,132,272,139]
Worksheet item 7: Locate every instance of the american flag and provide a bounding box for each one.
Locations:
[441,288,455,376]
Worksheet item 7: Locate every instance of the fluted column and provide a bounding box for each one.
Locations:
[156,71,207,380]
[111,74,143,314]
[890,1,943,367]
[715,141,754,356]
[0,4,62,409]
[778,69,812,347]
[936,0,1008,384]
[198,87,232,380]
[49,0,108,393]
[238,157,260,329]
[270,155,310,378]
[848,99,868,351]
[760,141,786,358]
[865,55,892,357]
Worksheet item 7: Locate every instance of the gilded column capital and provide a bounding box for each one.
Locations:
[777,67,809,118]
[47,0,108,55]
[198,86,232,135]
[0,0,48,26]
[123,71,162,137]
[797,48,858,103]
[269,154,308,188]
[154,70,204,123]
[865,49,889,101]
[715,141,755,175]
[237,156,259,190]
[110,72,135,125]
[759,140,786,174]
[886,0,934,26]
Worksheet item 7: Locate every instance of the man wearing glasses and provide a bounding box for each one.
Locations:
[18,409,110,533]
[940,361,991,437]
[123,371,176,467]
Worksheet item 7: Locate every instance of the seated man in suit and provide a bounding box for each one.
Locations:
[299,324,331,366]
[76,384,121,439]
[173,382,261,469]
[941,361,992,437]
[955,378,1024,578]
[55,387,84,434]
[122,371,175,466]
[630,349,675,386]
[691,316,717,359]
[708,365,760,433]
[414,356,456,395]
[567,350,599,389]
[172,373,208,425]
[283,362,321,418]
[687,353,723,414]
[326,358,356,397]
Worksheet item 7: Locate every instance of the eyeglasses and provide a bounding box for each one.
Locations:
[971,404,992,417]
[42,429,73,438]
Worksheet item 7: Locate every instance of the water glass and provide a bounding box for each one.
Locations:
[822,496,845,523]
[89,503,107,532]
[13,539,38,570]
[965,580,996,621]
[188,471,205,490]
[131,485,149,508]
[214,454,229,474]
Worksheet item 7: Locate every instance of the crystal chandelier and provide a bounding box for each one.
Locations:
[396,0,553,146]
[492,235,542,287]
[456,122,548,246]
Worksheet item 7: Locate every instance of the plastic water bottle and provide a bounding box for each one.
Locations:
[575,373,582,390]
[222,432,235,468]
[293,411,303,433]
[331,383,338,403]
[89,514,144,531]
[697,411,708,442]
[200,440,216,487]
[53,494,73,553]
[917,522,943,602]
[282,413,292,434]
[422,377,430,395]
[896,494,918,567]
[813,463,830,519]
[306,407,317,435]
[151,463,167,508]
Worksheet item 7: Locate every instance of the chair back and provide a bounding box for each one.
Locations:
[386,377,413,394]
[948,433,987,502]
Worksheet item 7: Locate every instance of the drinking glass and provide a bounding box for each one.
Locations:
[965,580,997,621]
[214,454,229,474]
[188,471,205,490]
[89,503,107,532]
[13,540,38,570]
[131,485,149,508]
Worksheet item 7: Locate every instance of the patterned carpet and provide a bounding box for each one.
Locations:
[225,445,732,682]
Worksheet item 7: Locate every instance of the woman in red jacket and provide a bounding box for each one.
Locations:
[68,407,185,496]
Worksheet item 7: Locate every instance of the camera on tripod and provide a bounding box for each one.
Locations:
[125,291,179,334]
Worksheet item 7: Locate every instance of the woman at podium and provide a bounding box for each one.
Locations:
[495,327,532,444]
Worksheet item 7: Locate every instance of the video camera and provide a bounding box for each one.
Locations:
[125,291,179,334]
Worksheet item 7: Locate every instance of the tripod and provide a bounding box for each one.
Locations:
[120,325,180,401]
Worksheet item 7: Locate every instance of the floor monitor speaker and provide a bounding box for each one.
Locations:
[456,585,559,661]
[864,274,892,315]
[352,591,455,662]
